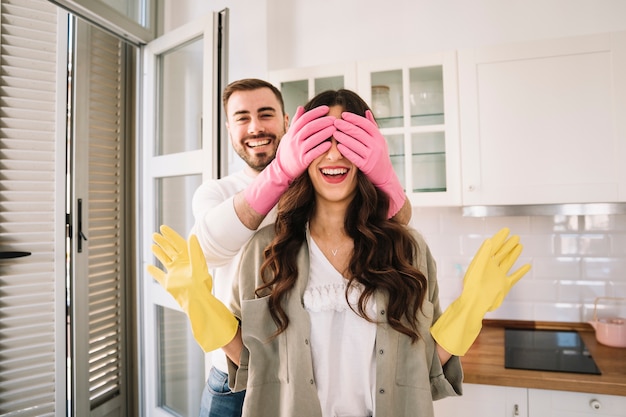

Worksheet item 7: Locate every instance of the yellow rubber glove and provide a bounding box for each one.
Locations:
[147,225,239,353]
[430,227,531,356]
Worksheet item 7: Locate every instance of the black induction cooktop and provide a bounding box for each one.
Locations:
[504,328,601,375]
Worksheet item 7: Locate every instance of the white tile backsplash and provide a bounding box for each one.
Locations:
[410,208,626,323]
[532,257,581,279]
[611,234,626,255]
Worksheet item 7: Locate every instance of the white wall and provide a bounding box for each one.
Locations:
[162,0,270,81]
[265,0,626,70]
[163,0,626,84]
[163,0,626,82]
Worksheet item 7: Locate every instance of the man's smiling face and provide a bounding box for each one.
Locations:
[225,87,289,172]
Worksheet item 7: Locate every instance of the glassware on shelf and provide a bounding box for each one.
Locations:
[409,66,444,126]
[371,85,392,118]
[410,81,443,115]
[371,69,403,128]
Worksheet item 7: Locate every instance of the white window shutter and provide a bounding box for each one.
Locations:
[85,23,126,408]
[70,19,131,416]
[0,0,66,415]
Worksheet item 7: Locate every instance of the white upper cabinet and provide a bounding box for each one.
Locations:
[270,53,461,207]
[270,30,626,208]
[458,31,626,206]
[356,52,462,206]
[269,63,358,121]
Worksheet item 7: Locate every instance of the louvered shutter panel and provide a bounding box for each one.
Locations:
[71,20,128,415]
[87,26,125,406]
[0,0,65,416]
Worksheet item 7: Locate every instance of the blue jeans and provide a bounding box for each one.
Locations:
[199,366,245,417]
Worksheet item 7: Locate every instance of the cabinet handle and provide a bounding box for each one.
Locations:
[589,399,601,410]
[513,404,519,416]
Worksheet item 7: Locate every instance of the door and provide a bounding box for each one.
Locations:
[68,17,137,417]
[0,0,68,415]
[139,12,221,417]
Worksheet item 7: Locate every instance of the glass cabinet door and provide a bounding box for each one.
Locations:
[280,76,344,120]
[412,131,447,192]
[270,63,358,119]
[387,133,406,187]
[358,52,461,206]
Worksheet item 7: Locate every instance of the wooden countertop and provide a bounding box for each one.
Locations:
[462,320,626,396]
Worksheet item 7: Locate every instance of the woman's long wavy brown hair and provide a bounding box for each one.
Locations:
[255,89,428,342]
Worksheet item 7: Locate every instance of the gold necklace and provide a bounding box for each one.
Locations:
[310,226,351,257]
[325,239,351,257]
[331,246,341,256]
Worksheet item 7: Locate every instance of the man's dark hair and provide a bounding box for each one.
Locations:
[222,78,285,115]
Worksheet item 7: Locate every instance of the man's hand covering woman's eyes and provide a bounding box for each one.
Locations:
[244,105,336,215]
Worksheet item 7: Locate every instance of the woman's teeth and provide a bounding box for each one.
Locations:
[321,168,348,176]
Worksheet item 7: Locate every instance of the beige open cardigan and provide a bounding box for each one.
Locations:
[228,225,463,417]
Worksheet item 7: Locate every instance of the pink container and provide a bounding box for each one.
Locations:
[588,297,626,348]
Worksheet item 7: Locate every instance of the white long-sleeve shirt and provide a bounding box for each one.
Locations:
[191,170,277,372]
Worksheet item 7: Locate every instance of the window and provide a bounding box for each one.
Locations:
[49,0,156,44]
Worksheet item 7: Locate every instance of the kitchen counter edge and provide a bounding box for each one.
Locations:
[461,319,626,397]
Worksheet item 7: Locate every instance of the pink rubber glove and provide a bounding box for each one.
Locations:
[244,105,336,215]
[333,110,405,218]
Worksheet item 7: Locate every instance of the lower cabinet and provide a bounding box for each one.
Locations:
[433,384,626,417]
[528,389,626,417]
[433,384,527,417]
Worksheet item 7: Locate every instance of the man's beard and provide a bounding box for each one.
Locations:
[242,151,274,171]
[238,130,284,171]
[236,139,277,171]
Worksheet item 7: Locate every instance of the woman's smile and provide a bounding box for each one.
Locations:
[319,165,350,184]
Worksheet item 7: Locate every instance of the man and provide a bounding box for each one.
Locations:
[190,79,412,417]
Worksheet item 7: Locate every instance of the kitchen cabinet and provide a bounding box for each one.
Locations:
[357,52,462,206]
[458,31,626,206]
[528,389,626,417]
[270,52,462,207]
[433,383,527,417]
[270,30,626,208]
[269,63,357,121]
[434,384,626,417]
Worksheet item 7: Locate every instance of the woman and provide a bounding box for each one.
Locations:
[150,89,529,417]
[225,90,461,417]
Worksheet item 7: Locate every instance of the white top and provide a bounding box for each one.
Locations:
[191,170,276,372]
[304,232,377,417]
